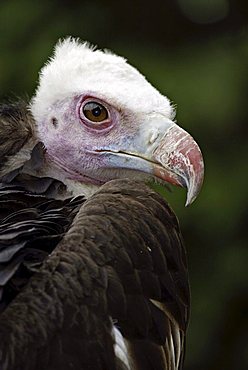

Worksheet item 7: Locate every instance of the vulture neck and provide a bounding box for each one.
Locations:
[4,141,99,200]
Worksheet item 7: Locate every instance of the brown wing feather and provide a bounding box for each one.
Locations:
[0,179,189,370]
[0,100,36,176]
[85,179,189,370]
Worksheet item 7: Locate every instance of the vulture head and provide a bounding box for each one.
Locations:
[31,38,204,205]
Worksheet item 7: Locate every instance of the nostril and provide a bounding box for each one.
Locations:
[51,117,58,127]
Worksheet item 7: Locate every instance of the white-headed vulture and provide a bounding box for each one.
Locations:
[0,38,204,370]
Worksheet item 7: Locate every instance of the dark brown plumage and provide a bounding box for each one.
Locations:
[0,100,35,172]
[0,26,207,367]
[0,179,189,370]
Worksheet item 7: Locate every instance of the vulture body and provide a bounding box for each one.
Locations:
[0,38,204,370]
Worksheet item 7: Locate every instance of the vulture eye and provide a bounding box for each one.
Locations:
[82,101,108,123]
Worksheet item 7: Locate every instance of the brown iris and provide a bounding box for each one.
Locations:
[82,102,108,123]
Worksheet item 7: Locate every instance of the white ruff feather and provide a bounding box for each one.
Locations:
[31,37,173,125]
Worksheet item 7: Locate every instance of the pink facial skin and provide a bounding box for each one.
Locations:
[39,93,204,205]
[40,93,143,182]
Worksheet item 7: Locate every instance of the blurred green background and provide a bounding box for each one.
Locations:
[0,0,247,368]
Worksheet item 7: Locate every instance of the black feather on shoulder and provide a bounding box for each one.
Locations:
[0,99,36,173]
[0,179,189,370]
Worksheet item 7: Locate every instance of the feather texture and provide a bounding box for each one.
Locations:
[0,50,195,368]
[0,100,37,177]
[0,179,189,370]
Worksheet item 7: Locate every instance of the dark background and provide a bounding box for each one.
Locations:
[1,0,247,369]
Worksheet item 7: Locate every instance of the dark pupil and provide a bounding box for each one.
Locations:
[92,106,102,117]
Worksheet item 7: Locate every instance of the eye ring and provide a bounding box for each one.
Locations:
[81,101,109,123]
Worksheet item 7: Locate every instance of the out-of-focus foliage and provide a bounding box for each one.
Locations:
[0,0,247,369]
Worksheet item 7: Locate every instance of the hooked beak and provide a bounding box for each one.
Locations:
[91,119,204,206]
[151,124,204,206]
